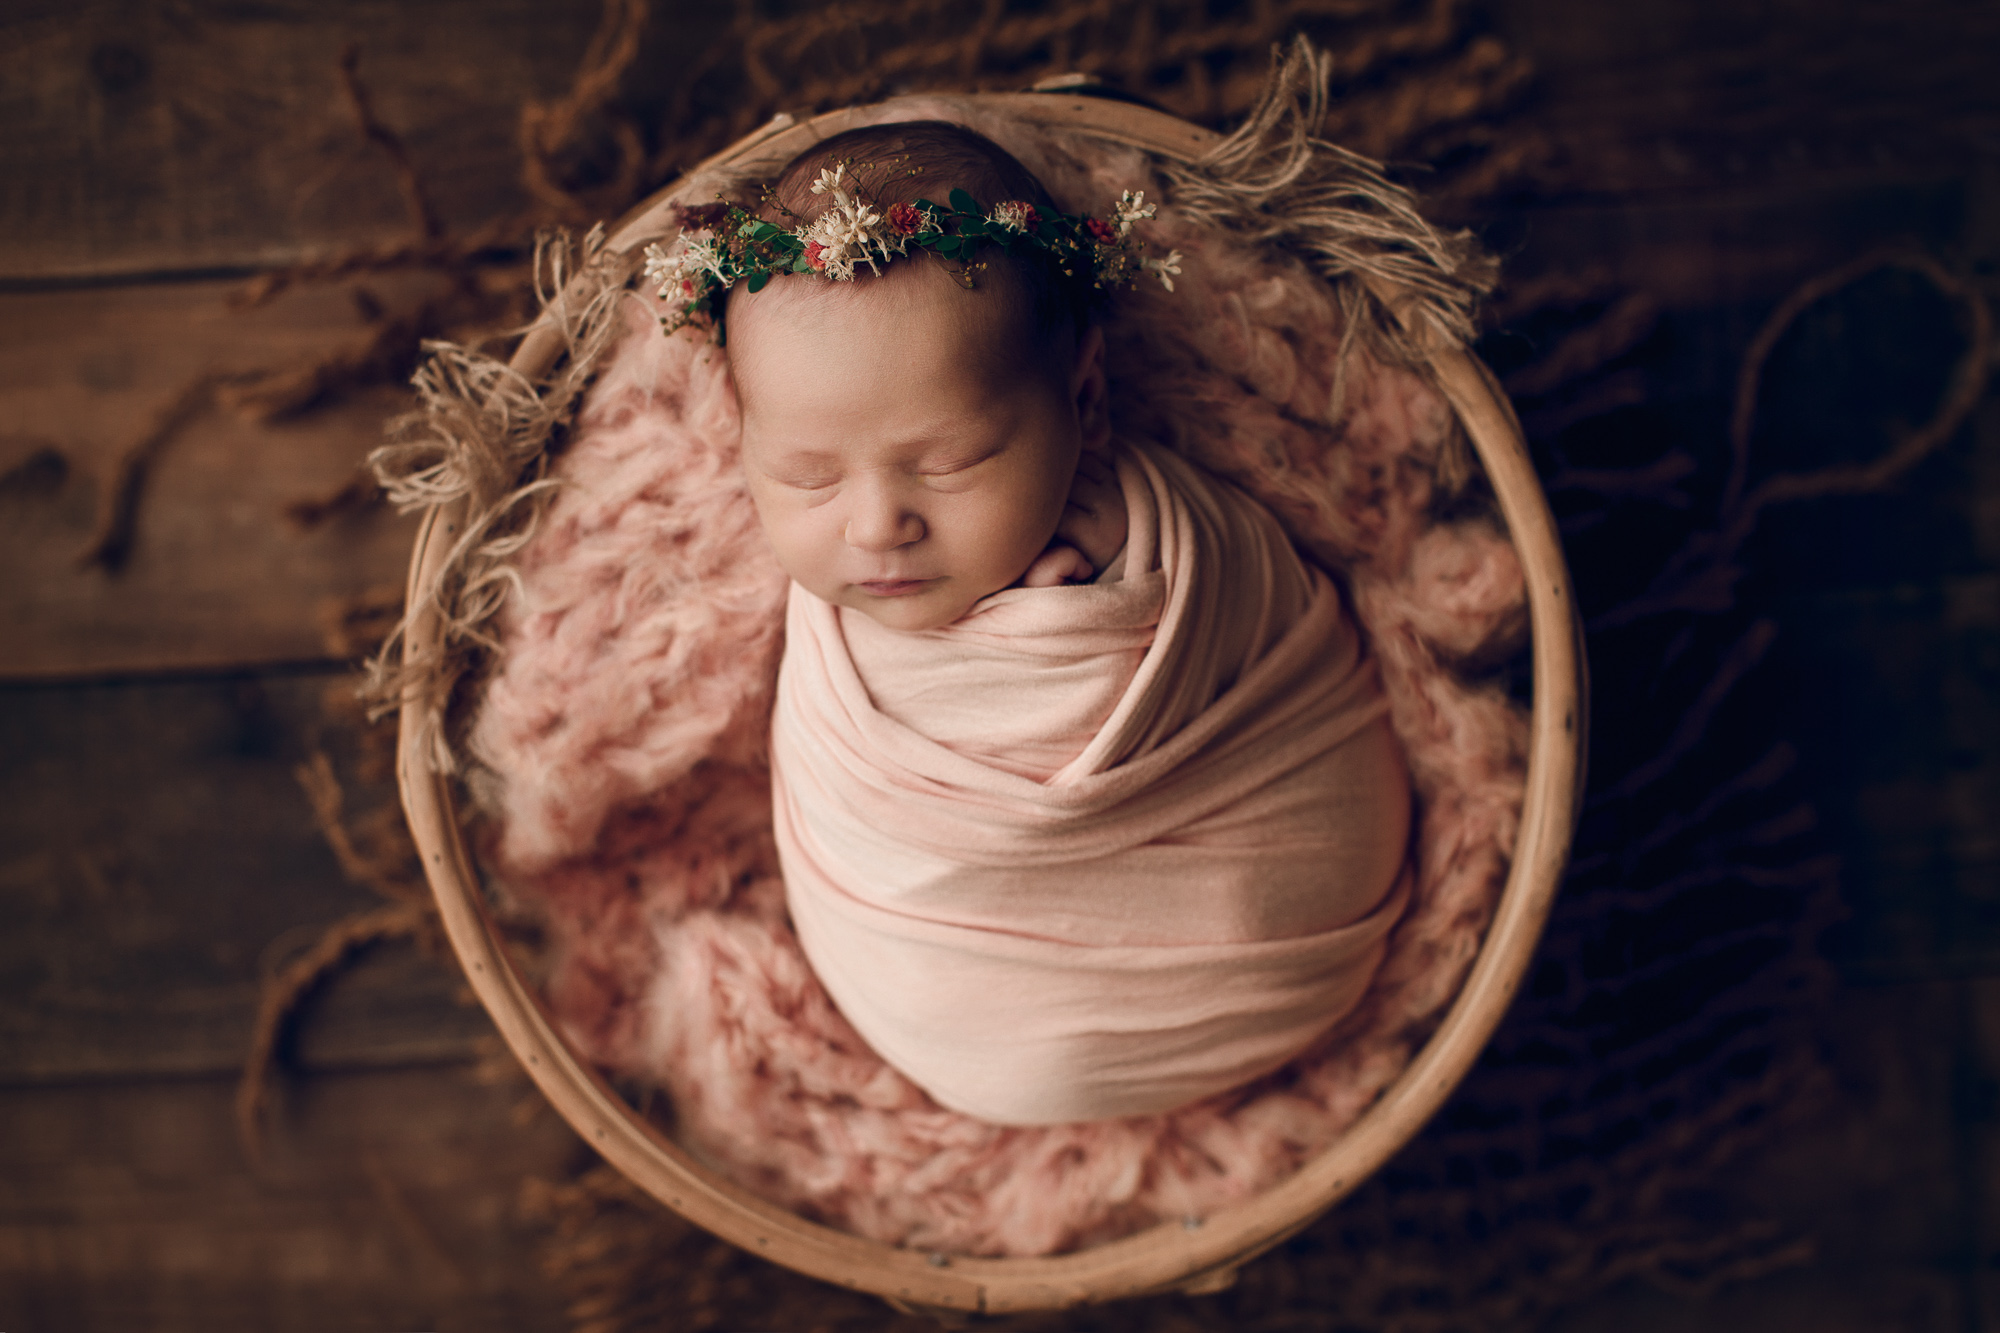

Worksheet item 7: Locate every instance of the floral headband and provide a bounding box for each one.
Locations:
[641,163,1183,336]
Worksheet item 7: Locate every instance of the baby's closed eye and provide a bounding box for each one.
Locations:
[918,446,1000,476]
[752,450,843,490]
[918,452,1002,491]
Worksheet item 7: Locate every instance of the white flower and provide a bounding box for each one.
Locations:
[796,174,893,280]
[988,199,1038,232]
[642,239,693,296]
[643,233,734,298]
[799,214,864,280]
[680,234,731,286]
[1113,189,1158,237]
[1143,248,1183,292]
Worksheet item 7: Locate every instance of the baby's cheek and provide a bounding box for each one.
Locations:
[751,505,821,586]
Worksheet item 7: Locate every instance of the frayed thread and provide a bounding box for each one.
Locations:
[365,224,637,774]
[1165,36,1497,396]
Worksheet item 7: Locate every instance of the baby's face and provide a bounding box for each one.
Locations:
[729,263,1104,632]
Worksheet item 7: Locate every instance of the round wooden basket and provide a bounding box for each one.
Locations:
[397,92,1586,1313]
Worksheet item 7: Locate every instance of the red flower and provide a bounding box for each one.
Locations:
[805,241,828,271]
[886,202,926,236]
[1085,216,1116,243]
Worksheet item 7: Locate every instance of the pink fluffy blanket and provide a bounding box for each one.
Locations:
[776,437,1411,1126]
[468,95,1529,1257]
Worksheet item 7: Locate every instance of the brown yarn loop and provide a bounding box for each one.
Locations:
[74,372,242,574]
[649,0,1531,189]
[236,750,440,1162]
[234,899,431,1163]
[338,42,444,242]
[1593,248,1994,632]
[519,0,653,222]
[1722,248,1994,531]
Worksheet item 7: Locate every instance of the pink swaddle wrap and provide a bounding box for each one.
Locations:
[772,438,1412,1125]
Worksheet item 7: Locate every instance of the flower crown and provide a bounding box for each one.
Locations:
[641,164,1183,336]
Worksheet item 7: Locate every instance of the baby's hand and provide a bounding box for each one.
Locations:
[1054,450,1128,573]
[1020,542,1098,588]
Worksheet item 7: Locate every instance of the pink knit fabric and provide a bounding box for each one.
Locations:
[468,100,1529,1257]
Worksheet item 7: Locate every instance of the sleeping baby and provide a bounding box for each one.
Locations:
[646,121,1411,1126]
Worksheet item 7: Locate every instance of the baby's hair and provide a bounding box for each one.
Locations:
[757,120,1092,350]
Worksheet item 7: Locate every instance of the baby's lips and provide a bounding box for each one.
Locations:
[855,577,940,596]
[856,572,940,588]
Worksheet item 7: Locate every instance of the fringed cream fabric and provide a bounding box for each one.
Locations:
[366,226,648,772]
[1169,37,1496,368]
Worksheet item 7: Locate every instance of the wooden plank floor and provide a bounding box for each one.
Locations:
[2,0,596,280]
[0,282,422,677]
[2,0,1996,1328]
[1,1070,575,1330]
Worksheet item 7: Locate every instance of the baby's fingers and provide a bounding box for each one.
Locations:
[1064,462,1119,518]
[1020,543,1095,588]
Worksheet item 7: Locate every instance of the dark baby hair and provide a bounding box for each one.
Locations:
[757,120,1095,347]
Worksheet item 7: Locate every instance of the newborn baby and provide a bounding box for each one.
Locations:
[717,122,1411,1125]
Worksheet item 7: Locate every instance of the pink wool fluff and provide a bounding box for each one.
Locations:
[468,101,1530,1258]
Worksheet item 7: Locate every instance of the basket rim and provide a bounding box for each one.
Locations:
[396,90,1586,1313]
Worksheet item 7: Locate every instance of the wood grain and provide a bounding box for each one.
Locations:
[1486,0,2000,200]
[0,277,427,679]
[0,0,606,281]
[0,670,484,1083]
[1779,572,2000,982]
[0,1067,574,1331]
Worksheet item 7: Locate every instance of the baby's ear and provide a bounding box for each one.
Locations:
[1071,324,1111,453]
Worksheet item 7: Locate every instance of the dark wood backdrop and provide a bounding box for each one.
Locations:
[3,1,1996,1329]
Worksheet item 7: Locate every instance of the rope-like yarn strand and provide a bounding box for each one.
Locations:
[365,226,638,772]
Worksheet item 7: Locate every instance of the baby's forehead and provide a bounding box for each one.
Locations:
[727,261,1062,385]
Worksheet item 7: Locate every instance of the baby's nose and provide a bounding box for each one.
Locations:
[843,489,924,552]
